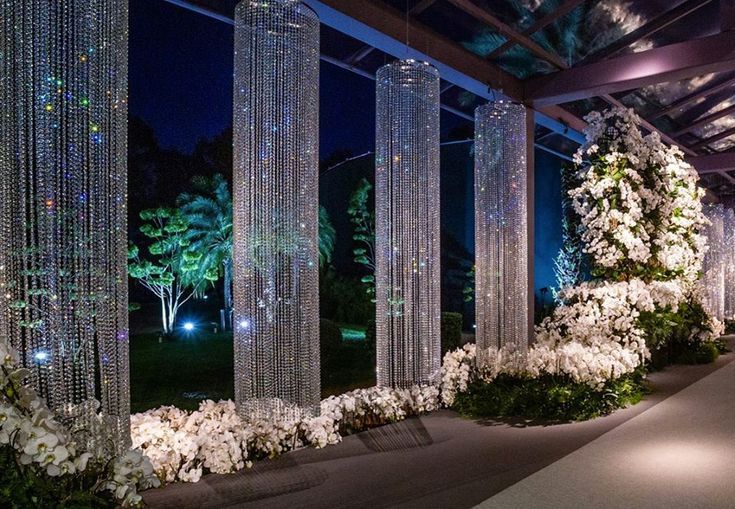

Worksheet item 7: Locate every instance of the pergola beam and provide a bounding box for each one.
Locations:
[650,76,735,120]
[410,0,438,16]
[673,103,735,137]
[690,126,735,149]
[447,0,567,68]
[306,0,585,143]
[487,0,585,60]
[578,0,713,65]
[345,45,375,65]
[526,31,735,106]
[688,150,735,173]
[601,95,697,155]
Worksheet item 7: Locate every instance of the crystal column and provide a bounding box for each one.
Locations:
[474,102,529,358]
[0,0,129,448]
[725,208,735,320]
[702,204,725,322]
[375,59,441,388]
[233,0,320,420]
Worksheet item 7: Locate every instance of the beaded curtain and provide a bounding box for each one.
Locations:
[723,208,734,320]
[0,0,130,448]
[375,59,441,388]
[702,204,725,322]
[474,102,529,358]
[232,0,321,420]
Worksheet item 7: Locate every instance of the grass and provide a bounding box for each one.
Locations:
[130,330,375,413]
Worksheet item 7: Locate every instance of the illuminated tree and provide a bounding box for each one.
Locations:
[179,174,234,324]
[348,178,376,301]
[128,208,214,333]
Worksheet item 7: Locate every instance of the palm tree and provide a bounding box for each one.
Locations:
[178,174,233,328]
[179,174,336,330]
[319,206,336,268]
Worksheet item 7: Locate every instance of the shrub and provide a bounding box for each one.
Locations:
[452,371,646,422]
[441,312,463,354]
[673,341,720,365]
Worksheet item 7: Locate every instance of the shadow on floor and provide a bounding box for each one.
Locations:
[358,417,434,452]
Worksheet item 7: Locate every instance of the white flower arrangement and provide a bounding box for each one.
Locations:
[0,339,160,507]
[131,385,440,484]
[570,108,707,289]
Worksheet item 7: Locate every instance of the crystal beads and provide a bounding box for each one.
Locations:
[702,204,725,322]
[0,0,130,449]
[723,208,735,320]
[375,59,441,388]
[474,102,529,358]
[232,0,321,420]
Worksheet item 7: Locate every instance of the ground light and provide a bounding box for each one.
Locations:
[183,322,195,332]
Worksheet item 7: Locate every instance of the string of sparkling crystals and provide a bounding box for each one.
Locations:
[0,0,130,448]
[474,102,529,359]
[701,204,725,322]
[375,59,441,388]
[723,207,735,320]
[232,0,320,420]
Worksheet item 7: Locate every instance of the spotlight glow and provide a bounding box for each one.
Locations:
[183,322,194,332]
[34,350,49,362]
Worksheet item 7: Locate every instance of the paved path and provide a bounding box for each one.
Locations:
[478,351,735,509]
[143,340,735,509]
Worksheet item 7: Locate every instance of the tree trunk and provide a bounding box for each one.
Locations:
[160,294,170,334]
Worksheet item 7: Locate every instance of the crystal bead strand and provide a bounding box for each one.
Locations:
[0,0,130,450]
[474,102,529,361]
[233,0,320,421]
[724,208,735,321]
[375,59,441,388]
[702,204,725,322]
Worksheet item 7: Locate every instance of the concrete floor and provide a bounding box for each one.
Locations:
[478,351,735,509]
[143,339,735,509]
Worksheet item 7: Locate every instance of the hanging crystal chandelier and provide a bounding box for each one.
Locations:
[474,101,530,359]
[702,204,725,322]
[0,0,130,448]
[232,0,321,420]
[375,59,441,388]
[724,208,735,321]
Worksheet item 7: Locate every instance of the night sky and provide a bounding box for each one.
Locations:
[130,0,379,158]
[129,0,468,157]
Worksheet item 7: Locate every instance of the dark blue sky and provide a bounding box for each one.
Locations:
[130,0,377,157]
[129,0,466,157]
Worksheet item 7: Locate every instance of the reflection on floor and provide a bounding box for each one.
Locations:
[144,337,735,509]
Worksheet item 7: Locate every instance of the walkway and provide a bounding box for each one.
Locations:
[143,339,735,509]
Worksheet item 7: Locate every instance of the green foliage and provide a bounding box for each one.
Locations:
[318,206,336,268]
[441,312,463,354]
[553,165,586,297]
[320,270,374,325]
[178,174,233,304]
[673,341,720,365]
[0,446,113,509]
[641,299,721,368]
[347,178,376,302]
[128,207,208,333]
[463,266,475,303]
[453,371,647,422]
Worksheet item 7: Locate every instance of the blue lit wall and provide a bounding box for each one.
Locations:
[533,149,565,301]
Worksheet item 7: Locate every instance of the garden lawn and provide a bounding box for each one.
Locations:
[130,331,376,413]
